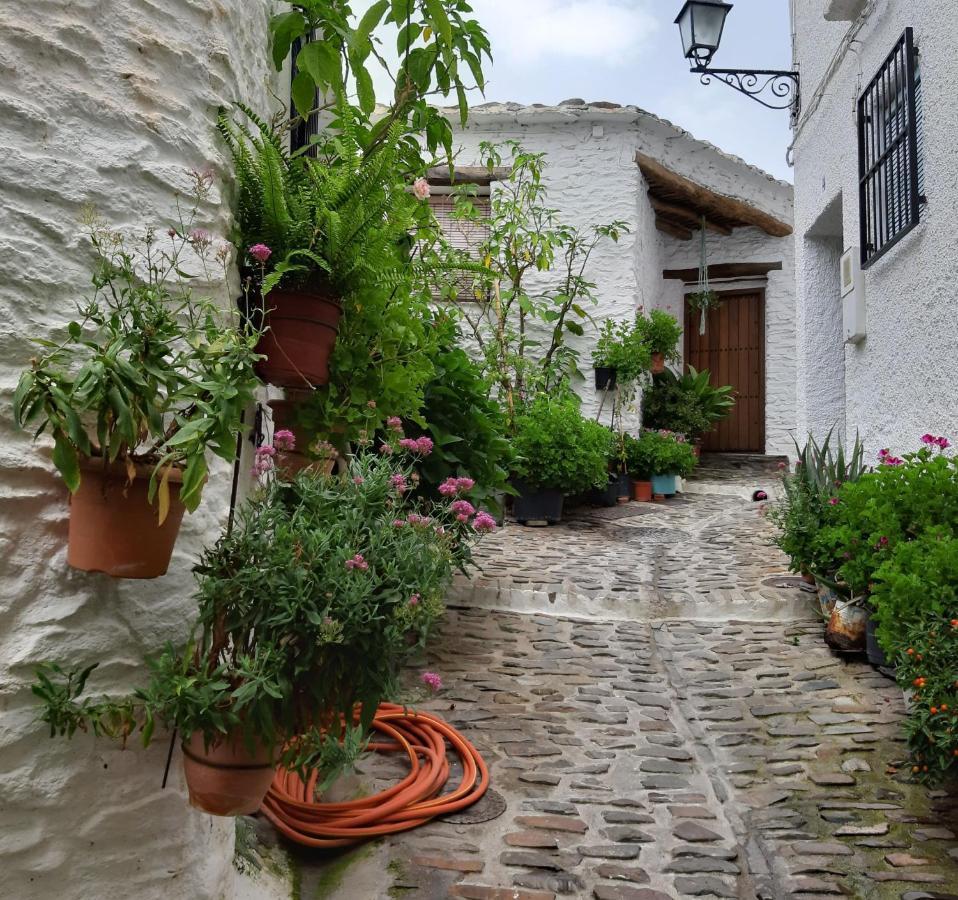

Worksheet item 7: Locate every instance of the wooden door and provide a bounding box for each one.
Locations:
[684,291,765,453]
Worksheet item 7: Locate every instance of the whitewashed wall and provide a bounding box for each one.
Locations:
[449,103,795,451]
[0,3,275,898]
[791,0,958,453]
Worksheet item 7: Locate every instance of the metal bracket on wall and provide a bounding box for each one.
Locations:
[693,67,801,125]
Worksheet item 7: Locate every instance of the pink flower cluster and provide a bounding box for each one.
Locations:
[406,513,432,527]
[878,448,904,466]
[473,511,497,532]
[386,416,403,432]
[408,593,420,607]
[251,444,276,476]
[398,436,434,456]
[248,243,272,264]
[273,429,295,452]
[451,498,475,523]
[390,473,409,493]
[438,476,475,497]
[345,553,369,571]
[921,433,951,450]
[421,671,442,691]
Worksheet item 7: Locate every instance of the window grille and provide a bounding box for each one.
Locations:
[857,28,924,267]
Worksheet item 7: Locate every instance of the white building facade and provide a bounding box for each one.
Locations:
[449,102,796,455]
[790,0,958,452]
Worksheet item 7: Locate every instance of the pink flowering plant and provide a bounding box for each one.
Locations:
[32,446,494,784]
[13,183,262,519]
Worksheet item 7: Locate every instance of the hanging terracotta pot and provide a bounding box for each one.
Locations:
[650,352,665,375]
[824,600,868,653]
[67,459,185,579]
[182,731,276,817]
[632,480,653,502]
[255,287,342,389]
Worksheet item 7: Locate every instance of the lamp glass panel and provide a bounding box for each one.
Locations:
[691,3,729,51]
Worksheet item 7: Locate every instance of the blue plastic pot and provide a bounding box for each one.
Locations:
[651,474,677,496]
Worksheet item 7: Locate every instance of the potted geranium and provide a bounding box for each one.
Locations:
[510,395,611,524]
[635,309,682,375]
[12,192,261,578]
[32,445,495,815]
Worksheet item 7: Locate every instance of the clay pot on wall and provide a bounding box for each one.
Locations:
[67,460,186,579]
[632,480,653,502]
[182,731,276,817]
[255,287,342,389]
[650,352,665,375]
[824,600,868,653]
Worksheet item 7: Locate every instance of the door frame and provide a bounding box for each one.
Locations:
[682,286,767,454]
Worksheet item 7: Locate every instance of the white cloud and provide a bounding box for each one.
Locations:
[471,0,658,65]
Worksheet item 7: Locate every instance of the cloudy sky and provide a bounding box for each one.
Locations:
[393,0,795,181]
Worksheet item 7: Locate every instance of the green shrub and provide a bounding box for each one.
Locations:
[636,309,682,359]
[622,432,656,480]
[642,367,735,441]
[592,317,652,385]
[624,430,697,479]
[511,395,612,495]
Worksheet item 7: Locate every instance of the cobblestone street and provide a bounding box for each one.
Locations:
[268,460,958,899]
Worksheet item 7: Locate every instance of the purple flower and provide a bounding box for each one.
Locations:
[421,671,443,692]
[251,444,276,476]
[438,478,459,497]
[473,511,497,532]
[828,497,840,506]
[273,429,295,452]
[398,438,419,453]
[248,243,272,263]
[921,433,937,445]
[392,519,406,528]
[345,553,369,571]
[415,436,434,456]
[937,436,951,449]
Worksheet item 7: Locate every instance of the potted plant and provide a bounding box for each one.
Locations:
[643,367,735,448]
[591,317,652,391]
[637,430,697,497]
[220,106,419,391]
[510,395,611,524]
[12,194,261,578]
[32,446,496,814]
[635,309,682,375]
[623,432,656,502]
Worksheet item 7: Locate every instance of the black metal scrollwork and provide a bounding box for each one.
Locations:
[694,67,801,121]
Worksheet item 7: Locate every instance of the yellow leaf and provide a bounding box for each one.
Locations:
[157,466,172,526]
[483,254,492,268]
[423,26,432,41]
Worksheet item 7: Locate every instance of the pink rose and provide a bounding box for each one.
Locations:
[412,177,431,201]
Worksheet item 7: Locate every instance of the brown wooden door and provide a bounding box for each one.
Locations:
[684,291,765,453]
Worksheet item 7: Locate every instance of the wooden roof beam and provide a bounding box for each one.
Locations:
[636,152,792,238]
[655,217,694,241]
[648,195,733,235]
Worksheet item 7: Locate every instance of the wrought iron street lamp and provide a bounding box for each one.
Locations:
[675,0,801,122]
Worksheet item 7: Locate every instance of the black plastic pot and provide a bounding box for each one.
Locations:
[865,611,890,668]
[513,481,564,525]
[587,479,619,507]
[594,366,617,391]
[615,472,631,503]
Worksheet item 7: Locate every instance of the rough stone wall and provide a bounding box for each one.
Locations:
[791,0,958,453]
[449,105,795,449]
[0,3,275,898]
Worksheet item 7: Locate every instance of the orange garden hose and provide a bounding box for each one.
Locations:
[260,704,490,848]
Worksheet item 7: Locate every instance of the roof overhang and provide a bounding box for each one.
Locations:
[636,152,793,240]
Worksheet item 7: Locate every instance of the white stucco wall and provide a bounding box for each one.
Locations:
[0,3,275,898]
[449,103,795,451]
[791,0,958,453]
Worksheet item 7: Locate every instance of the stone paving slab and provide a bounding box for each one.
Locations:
[256,458,958,899]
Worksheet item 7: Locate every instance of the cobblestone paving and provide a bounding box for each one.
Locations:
[274,459,958,900]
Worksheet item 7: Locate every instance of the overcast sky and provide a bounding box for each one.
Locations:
[414,0,795,182]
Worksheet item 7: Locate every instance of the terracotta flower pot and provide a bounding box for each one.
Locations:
[255,288,342,389]
[182,731,276,817]
[632,480,653,502]
[651,352,665,375]
[67,460,185,579]
[824,600,868,653]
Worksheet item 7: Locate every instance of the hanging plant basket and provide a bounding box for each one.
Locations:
[687,290,722,335]
[254,287,342,389]
[67,458,186,579]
